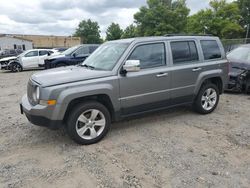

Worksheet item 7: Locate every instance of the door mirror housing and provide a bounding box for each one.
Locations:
[123,60,140,72]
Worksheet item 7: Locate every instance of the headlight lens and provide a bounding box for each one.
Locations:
[33,86,40,102]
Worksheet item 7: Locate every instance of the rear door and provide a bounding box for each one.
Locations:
[38,50,49,66]
[21,50,39,68]
[169,40,201,104]
[119,42,171,115]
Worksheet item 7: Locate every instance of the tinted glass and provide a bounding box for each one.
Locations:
[201,40,221,60]
[39,50,48,56]
[171,41,199,64]
[25,51,38,57]
[128,43,166,69]
[89,46,98,53]
[75,47,89,57]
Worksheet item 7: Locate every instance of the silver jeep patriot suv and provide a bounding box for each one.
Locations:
[20,35,228,145]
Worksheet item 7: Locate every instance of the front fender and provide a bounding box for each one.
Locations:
[50,82,119,120]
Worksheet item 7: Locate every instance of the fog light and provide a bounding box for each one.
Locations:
[40,100,57,106]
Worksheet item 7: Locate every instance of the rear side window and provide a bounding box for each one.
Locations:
[171,41,199,64]
[75,47,89,57]
[39,50,48,56]
[128,43,166,69]
[201,40,222,60]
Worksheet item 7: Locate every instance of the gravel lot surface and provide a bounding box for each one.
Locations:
[0,69,249,188]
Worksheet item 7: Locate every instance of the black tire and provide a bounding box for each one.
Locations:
[193,83,220,114]
[66,101,111,145]
[11,62,23,72]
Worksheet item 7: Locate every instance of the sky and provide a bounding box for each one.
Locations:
[0,0,233,38]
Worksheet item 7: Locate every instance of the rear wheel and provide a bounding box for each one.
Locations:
[193,83,219,114]
[66,101,111,145]
[11,62,22,72]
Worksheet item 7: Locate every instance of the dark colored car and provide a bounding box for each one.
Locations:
[0,49,23,59]
[53,47,68,53]
[227,44,250,93]
[45,44,99,69]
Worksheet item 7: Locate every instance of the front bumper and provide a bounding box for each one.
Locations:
[20,95,63,130]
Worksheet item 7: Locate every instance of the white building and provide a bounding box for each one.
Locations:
[0,35,33,51]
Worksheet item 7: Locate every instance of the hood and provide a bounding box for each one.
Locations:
[47,54,66,60]
[228,59,250,76]
[0,56,17,62]
[31,66,112,87]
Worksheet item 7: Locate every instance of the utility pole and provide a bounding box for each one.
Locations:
[245,24,249,44]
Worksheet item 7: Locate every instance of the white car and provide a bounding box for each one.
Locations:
[8,49,57,72]
[0,56,18,70]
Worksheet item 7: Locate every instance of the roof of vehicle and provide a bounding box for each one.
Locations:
[109,35,220,44]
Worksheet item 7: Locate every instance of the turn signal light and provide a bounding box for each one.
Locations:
[40,100,57,106]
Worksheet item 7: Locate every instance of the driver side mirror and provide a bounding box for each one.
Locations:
[123,60,140,73]
[72,53,76,58]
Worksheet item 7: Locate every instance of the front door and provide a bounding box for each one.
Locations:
[119,42,171,116]
[22,50,39,68]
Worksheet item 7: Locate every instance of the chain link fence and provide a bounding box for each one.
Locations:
[222,38,250,53]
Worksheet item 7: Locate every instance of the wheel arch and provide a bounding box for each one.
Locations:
[195,70,224,95]
[63,94,115,123]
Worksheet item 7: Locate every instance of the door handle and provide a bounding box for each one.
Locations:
[156,73,168,78]
[192,67,202,72]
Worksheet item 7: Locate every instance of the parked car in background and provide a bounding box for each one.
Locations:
[53,47,68,53]
[20,35,228,145]
[0,56,18,70]
[4,49,57,72]
[0,49,23,59]
[227,44,250,93]
[44,44,99,69]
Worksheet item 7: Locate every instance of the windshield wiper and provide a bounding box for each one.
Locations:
[80,64,96,70]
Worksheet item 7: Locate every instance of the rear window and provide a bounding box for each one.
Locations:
[201,40,221,60]
[171,41,199,64]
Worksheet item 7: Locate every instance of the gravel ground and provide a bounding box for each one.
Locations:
[0,69,249,188]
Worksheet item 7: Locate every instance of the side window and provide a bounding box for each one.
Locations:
[128,43,166,69]
[39,50,48,56]
[201,40,222,60]
[75,47,89,57]
[89,46,98,53]
[25,51,38,57]
[171,41,199,64]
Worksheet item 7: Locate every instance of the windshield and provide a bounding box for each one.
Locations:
[227,46,250,62]
[83,42,129,71]
[62,45,80,56]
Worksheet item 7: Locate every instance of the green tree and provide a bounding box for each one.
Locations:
[187,0,244,38]
[74,19,102,44]
[122,24,138,38]
[106,23,123,41]
[134,0,190,36]
[237,0,250,37]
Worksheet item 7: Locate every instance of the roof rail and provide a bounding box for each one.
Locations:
[164,34,213,37]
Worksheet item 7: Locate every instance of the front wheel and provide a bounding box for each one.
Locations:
[193,83,219,114]
[11,62,23,72]
[66,101,111,145]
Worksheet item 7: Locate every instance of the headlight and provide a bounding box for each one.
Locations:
[36,86,40,100]
[32,86,40,102]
